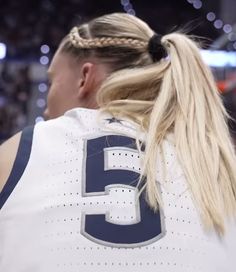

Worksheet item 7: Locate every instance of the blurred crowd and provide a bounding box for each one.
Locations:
[0,0,219,59]
[0,63,31,142]
[0,0,236,144]
[0,0,125,59]
[0,0,68,59]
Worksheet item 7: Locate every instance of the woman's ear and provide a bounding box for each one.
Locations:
[77,62,95,99]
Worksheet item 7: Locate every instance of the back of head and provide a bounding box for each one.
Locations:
[61,13,153,70]
[60,12,236,235]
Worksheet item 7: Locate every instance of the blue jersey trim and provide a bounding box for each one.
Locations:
[0,126,34,209]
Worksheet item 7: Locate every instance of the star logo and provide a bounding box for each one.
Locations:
[105,117,122,124]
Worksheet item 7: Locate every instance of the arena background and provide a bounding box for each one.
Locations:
[0,0,236,142]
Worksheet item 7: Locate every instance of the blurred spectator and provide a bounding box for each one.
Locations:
[0,0,232,142]
[0,62,31,143]
[0,0,219,59]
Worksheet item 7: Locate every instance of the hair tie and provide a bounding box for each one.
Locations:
[148,34,167,62]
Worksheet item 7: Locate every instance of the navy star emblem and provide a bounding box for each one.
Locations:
[105,117,122,124]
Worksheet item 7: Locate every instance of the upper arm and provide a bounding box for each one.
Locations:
[0,132,22,193]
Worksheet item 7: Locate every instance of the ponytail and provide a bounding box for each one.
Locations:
[144,33,236,234]
[98,32,236,235]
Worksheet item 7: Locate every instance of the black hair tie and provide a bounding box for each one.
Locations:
[148,34,167,62]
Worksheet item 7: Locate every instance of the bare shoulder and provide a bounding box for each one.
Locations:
[0,132,22,192]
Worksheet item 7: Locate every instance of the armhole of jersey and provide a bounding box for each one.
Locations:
[0,126,34,209]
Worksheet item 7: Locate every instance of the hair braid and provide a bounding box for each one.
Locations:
[69,26,147,49]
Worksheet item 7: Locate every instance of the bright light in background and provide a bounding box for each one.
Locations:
[193,0,202,9]
[201,50,236,67]
[40,44,50,54]
[223,24,233,34]
[186,0,235,46]
[36,98,46,108]
[121,0,129,5]
[124,4,133,12]
[40,56,49,65]
[228,32,236,42]
[187,0,203,10]
[0,43,6,59]
[120,0,136,16]
[127,9,136,15]
[35,116,45,123]
[214,19,223,29]
[206,12,216,22]
[38,83,48,93]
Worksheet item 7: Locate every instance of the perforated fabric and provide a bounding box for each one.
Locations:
[0,107,235,272]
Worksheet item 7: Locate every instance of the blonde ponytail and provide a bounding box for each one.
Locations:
[61,12,236,234]
[143,33,236,234]
[98,32,236,234]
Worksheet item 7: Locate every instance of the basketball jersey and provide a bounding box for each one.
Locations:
[0,107,235,272]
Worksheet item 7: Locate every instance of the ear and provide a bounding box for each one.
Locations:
[77,62,95,99]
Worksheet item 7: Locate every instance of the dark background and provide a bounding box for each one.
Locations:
[0,0,236,142]
[0,0,222,59]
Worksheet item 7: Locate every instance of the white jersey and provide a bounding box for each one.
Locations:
[0,107,235,272]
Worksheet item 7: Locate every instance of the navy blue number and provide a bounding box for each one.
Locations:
[82,135,164,247]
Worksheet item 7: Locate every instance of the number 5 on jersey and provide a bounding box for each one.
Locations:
[81,135,165,247]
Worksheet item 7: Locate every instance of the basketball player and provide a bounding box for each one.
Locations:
[1,13,236,272]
